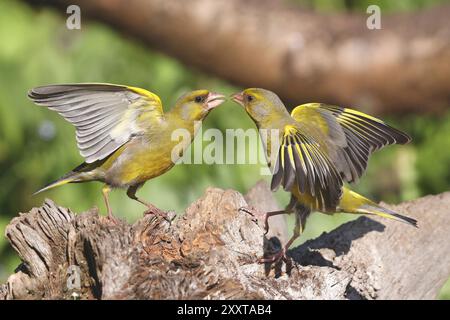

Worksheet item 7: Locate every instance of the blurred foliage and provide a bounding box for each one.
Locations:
[291,0,449,11]
[0,0,449,298]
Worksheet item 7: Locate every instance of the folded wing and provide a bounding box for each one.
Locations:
[28,83,163,163]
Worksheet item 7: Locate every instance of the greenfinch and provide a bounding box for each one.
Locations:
[29,83,225,219]
[232,88,416,263]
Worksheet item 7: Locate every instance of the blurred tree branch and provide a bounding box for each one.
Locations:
[25,0,450,115]
[2,183,450,299]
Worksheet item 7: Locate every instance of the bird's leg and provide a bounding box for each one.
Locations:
[262,195,297,234]
[259,211,302,264]
[263,209,290,235]
[102,185,119,223]
[239,195,296,234]
[259,202,310,264]
[126,185,165,216]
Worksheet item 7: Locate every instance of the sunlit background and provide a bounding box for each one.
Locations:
[0,0,449,298]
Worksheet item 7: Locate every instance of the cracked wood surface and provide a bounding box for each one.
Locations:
[1,183,449,300]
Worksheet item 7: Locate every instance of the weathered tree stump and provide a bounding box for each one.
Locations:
[1,182,449,300]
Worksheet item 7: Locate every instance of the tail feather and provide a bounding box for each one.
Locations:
[339,187,418,227]
[359,204,418,228]
[34,162,97,195]
[34,175,78,195]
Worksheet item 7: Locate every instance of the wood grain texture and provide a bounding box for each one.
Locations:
[1,184,449,300]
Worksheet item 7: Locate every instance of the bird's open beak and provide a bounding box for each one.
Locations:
[205,92,226,110]
[231,92,244,107]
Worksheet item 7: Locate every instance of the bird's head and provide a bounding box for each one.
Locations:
[231,88,288,125]
[174,90,225,122]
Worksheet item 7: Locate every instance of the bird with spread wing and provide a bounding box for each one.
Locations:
[232,88,417,263]
[29,83,225,220]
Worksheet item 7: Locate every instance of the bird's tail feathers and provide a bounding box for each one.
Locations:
[358,203,418,228]
[34,172,83,195]
[340,188,417,227]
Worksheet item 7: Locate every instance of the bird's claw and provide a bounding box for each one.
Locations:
[144,206,167,218]
[238,207,268,225]
[238,206,261,225]
[263,215,270,235]
[106,213,121,225]
[238,206,255,216]
[239,206,273,235]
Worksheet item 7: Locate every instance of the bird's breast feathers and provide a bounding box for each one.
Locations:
[103,137,176,187]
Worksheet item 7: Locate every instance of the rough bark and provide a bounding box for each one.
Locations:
[1,182,449,300]
[26,0,450,114]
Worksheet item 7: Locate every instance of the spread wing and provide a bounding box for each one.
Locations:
[291,103,411,183]
[28,83,163,163]
[271,125,343,212]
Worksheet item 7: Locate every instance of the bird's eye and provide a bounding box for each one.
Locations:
[195,96,204,103]
[246,95,254,102]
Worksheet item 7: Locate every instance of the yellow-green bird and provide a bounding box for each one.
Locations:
[29,83,225,219]
[232,88,417,263]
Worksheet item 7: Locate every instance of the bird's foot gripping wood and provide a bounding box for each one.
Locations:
[240,206,293,264]
[259,208,303,265]
[143,203,167,218]
[238,206,263,225]
[106,212,122,225]
[239,207,290,236]
[1,187,449,300]
[125,185,168,218]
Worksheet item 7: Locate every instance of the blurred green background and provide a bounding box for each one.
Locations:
[0,0,449,299]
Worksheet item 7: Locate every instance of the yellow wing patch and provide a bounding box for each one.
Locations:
[342,108,383,123]
[127,86,163,112]
[291,104,330,135]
